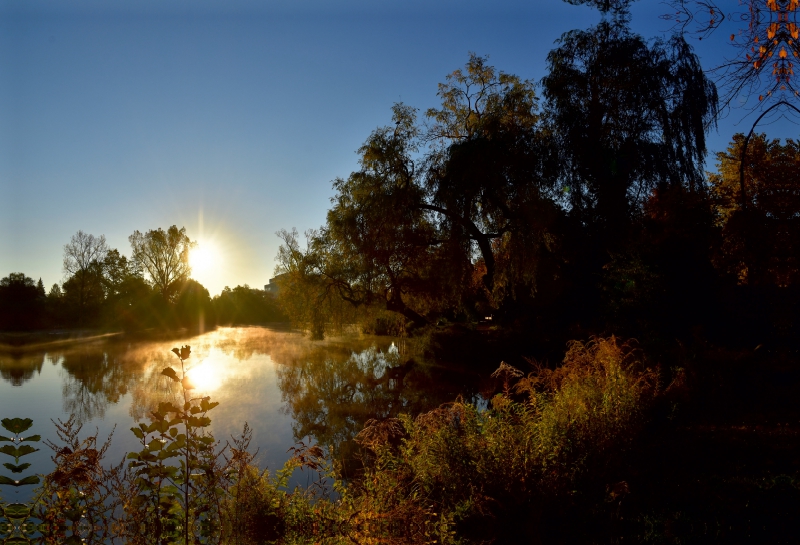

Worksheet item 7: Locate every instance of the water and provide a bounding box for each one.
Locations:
[0,326,479,502]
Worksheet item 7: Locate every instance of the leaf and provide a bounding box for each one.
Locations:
[187,416,211,428]
[158,401,181,415]
[131,427,145,440]
[0,435,12,442]
[3,502,31,518]
[20,435,40,442]
[0,444,38,460]
[2,462,31,474]
[161,367,180,382]
[0,475,40,486]
[0,418,33,434]
[200,398,219,412]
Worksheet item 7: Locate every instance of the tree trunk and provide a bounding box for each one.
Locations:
[385,289,428,329]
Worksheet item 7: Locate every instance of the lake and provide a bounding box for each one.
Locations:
[0,326,481,503]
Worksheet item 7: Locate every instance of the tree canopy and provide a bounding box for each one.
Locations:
[129,226,195,302]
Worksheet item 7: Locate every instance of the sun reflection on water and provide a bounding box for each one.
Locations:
[185,360,221,392]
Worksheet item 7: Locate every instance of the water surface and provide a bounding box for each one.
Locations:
[0,326,478,501]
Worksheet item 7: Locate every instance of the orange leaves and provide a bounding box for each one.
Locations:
[768,23,778,39]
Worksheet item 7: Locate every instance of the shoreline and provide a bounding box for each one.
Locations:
[0,322,294,351]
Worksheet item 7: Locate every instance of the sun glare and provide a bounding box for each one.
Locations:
[189,242,219,277]
[186,361,220,392]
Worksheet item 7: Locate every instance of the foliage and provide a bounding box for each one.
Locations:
[542,20,717,245]
[35,416,118,544]
[274,228,364,339]
[119,345,225,544]
[0,274,45,331]
[352,337,656,537]
[424,53,559,300]
[62,231,109,325]
[707,133,800,287]
[0,418,40,487]
[129,226,196,302]
[212,284,286,326]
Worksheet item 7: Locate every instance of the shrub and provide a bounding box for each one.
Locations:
[354,336,656,535]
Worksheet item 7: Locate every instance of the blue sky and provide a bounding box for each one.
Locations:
[2,0,798,295]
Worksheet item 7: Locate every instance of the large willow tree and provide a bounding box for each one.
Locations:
[542,20,718,246]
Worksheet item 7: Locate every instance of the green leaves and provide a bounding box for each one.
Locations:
[2,502,31,518]
[0,475,40,486]
[0,444,39,460]
[0,418,33,435]
[2,462,31,474]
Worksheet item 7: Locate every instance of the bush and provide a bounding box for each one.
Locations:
[353,336,657,536]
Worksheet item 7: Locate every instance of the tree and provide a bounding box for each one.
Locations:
[274,105,444,333]
[129,226,195,302]
[542,21,717,246]
[175,279,212,330]
[423,53,560,299]
[63,231,109,324]
[0,273,44,331]
[62,264,105,325]
[275,228,371,339]
[98,248,152,329]
[708,133,800,287]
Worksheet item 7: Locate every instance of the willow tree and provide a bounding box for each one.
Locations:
[542,20,718,246]
[423,54,560,300]
[321,104,440,328]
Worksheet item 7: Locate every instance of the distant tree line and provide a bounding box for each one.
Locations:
[0,226,286,332]
[275,18,799,351]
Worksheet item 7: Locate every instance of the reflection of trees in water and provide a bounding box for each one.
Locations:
[0,351,52,386]
[60,347,138,422]
[61,344,183,423]
[277,345,476,475]
[127,353,183,422]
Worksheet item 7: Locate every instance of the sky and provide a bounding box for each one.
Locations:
[2,0,799,296]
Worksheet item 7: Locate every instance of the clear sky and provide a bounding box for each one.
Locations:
[2,0,798,296]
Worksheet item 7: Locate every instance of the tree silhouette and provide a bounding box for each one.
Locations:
[542,20,717,247]
[62,231,108,325]
[129,226,195,302]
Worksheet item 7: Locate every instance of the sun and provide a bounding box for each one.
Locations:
[189,241,219,277]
